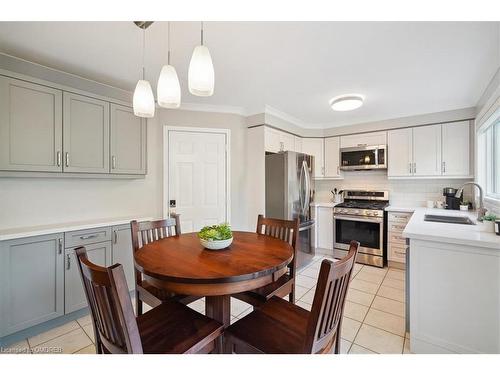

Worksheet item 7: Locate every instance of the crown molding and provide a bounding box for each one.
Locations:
[177,102,247,116]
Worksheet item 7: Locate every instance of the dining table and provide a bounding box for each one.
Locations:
[133,230,294,353]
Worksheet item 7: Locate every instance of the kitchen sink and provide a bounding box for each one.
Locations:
[424,214,475,225]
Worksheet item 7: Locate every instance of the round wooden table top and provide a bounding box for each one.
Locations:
[134,231,293,286]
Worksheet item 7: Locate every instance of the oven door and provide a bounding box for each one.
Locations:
[333,214,383,256]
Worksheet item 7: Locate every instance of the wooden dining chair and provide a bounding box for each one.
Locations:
[224,240,359,354]
[75,246,223,354]
[131,216,199,315]
[233,215,300,306]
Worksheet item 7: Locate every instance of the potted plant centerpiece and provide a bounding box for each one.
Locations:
[197,223,233,250]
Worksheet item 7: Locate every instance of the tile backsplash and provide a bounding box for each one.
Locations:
[314,170,474,208]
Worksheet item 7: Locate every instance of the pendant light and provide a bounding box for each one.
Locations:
[157,22,181,108]
[133,21,155,118]
[188,21,215,97]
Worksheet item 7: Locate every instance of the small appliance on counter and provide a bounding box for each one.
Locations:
[443,187,462,210]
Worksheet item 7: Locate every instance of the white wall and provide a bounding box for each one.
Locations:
[314,171,473,208]
[0,115,163,229]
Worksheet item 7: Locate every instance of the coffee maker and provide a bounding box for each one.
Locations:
[443,187,462,210]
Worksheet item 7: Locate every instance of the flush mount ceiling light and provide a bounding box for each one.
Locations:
[188,21,215,97]
[329,94,364,111]
[133,21,155,118]
[157,22,181,108]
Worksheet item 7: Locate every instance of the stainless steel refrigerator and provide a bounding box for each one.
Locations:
[265,151,315,268]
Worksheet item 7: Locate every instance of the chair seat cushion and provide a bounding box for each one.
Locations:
[225,296,310,354]
[237,274,294,303]
[137,300,223,354]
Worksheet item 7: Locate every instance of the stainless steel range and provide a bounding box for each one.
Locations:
[333,190,389,267]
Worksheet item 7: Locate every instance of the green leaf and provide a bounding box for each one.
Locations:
[197,223,233,241]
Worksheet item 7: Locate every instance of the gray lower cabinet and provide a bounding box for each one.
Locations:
[111,224,135,291]
[0,76,63,172]
[64,241,111,314]
[63,92,110,173]
[110,104,147,175]
[0,233,64,337]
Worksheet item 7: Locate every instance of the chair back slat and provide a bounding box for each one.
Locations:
[75,247,143,354]
[130,215,181,284]
[303,241,359,353]
[256,214,299,276]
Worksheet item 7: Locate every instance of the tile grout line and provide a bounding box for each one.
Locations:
[349,266,406,354]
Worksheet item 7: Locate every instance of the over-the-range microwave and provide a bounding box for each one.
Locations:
[340,144,387,170]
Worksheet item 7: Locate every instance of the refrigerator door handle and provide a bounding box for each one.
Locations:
[303,160,311,215]
[298,161,305,214]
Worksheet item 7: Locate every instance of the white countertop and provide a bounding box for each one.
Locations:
[403,208,500,250]
[385,206,417,213]
[0,216,155,241]
[311,202,339,208]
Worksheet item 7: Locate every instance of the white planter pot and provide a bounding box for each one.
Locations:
[200,237,233,250]
[479,221,495,233]
[459,205,469,211]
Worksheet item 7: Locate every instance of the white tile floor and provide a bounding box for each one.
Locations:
[1,252,410,354]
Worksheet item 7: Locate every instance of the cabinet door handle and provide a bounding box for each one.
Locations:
[357,143,367,146]
[65,152,70,167]
[56,151,61,167]
[409,163,412,174]
[337,165,340,175]
[321,166,325,175]
[79,234,98,240]
[442,161,446,174]
[113,230,118,244]
[413,163,416,174]
[66,254,71,270]
[112,156,116,169]
[58,238,63,254]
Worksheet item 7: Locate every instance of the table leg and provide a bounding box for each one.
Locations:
[205,295,231,353]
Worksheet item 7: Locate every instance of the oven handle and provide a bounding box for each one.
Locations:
[333,214,383,224]
[299,223,315,231]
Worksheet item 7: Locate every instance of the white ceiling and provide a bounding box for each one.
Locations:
[0,21,498,128]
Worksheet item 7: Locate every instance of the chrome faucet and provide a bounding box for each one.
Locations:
[455,182,487,222]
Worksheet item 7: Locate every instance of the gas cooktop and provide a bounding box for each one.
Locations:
[335,200,389,210]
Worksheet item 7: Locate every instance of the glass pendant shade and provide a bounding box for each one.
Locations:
[157,64,181,108]
[188,45,215,96]
[133,79,155,118]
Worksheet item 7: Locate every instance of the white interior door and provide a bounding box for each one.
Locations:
[167,130,228,233]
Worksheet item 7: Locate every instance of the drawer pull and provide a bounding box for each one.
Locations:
[79,234,98,240]
[58,238,63,254]
[394,251,406,256]
[66,254,71,270]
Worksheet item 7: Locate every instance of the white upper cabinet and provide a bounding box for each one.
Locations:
[294,136,302,152]
[442,121,470,177]
[340,131,387,148]
[63,92,110,173]
[388,122,470,178]
[264,127,294,153]
[0,76,63,172]
[412,124,442,176]
[324,136,341,178]
[388,128,413,177]
[302,138,324,178]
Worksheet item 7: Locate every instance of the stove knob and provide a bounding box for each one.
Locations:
[342,209,348,214]
[366,211,373,216]
[354,210,360,215]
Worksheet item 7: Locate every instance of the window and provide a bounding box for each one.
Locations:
[478,110,500,202]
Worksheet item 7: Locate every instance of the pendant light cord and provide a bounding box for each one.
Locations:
[167,22,171,65]
[142,27,146,80]
[201,21,204,45]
